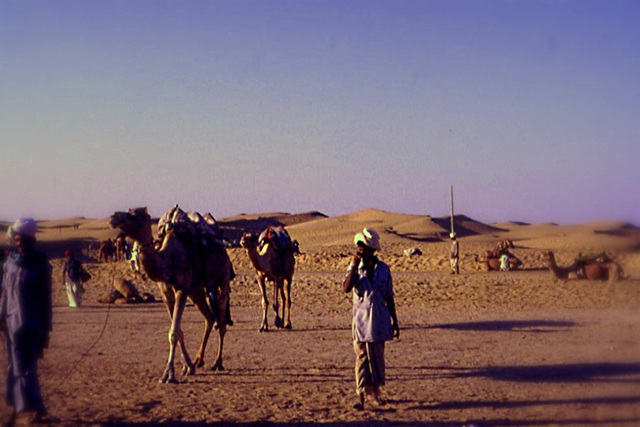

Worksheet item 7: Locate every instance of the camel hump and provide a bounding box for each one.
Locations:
[188,211,221,239]
[259,226,294,252]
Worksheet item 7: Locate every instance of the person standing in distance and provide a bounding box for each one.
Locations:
[450,232,460,274]
[0,218,52,425]
[343,228,399,410]
[62,249,85,308]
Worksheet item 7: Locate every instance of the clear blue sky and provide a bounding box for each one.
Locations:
[1,1,638,224]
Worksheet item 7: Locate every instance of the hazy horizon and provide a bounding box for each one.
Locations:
[2,1,638,225]
[1,205,637,228]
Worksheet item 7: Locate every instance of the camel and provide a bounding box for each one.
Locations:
[240,228,296,332]
[543,250,624,282]
[97,278,155,304]
[98,239,116,262]
[110,207,233,383]
[474,253,522,272]
[114,233,128,261]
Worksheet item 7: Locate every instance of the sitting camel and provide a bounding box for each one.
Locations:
[474,253,522,272]
[543,250,624,282]
[110,207,233,383]
[240,227,296,332]
[98,278,155,304]
[475,240,522,272]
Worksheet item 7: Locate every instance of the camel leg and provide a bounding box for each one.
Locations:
[158,284,193,378]
[273,279,283,329]
[160,289,193,383]
[257,274,269,332]
[157,283,178,381]
[211,280,229,371]
[283,276,292,329]
[278,282,286,328]
[189,289,214,370]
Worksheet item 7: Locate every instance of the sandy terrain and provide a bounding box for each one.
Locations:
[1,209,639,426]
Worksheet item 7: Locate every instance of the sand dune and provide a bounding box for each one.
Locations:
[7,208,638,269]
[9,207,636,278]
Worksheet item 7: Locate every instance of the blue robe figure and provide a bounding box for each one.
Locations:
[0,219,52,420]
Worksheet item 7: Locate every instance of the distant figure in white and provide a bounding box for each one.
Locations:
[62,250,85,307]
[449,232,460,274]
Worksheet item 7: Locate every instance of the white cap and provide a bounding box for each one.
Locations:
[354,227,381,251]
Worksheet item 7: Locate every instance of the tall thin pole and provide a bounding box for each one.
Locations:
[450,185,455,234]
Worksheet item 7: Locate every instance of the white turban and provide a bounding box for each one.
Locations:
[7,218,38,239]
[354,227,381,251]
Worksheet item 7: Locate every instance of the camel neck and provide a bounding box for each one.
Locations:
[546,255,564,279]
[246,245,270,272]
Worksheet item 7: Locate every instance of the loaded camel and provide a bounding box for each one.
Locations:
[240,227,296,331]
[543,250,624,282]
[110,207,233,383]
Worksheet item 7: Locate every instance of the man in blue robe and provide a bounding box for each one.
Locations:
[0,218,52,424]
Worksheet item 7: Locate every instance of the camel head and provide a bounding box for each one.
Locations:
[110,207,154,244]
[239,232,259,250]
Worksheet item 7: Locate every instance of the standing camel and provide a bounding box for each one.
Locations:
[114,233,128,261]
[240,228,295,332]
[543,250,624,282]
[110,207,232,383]
[98,239,116,262]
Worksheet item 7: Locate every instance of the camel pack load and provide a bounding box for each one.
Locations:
[157,204,222,242]
[258,226,296,252]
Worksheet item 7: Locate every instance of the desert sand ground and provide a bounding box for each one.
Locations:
[1,209,639,426]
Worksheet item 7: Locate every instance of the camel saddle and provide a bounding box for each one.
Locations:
[158,205,221,242]
[157,205,235,285]
[574,252,612,264]
[259,226,295,252]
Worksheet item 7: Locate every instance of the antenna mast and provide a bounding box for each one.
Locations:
[450,185,455,234]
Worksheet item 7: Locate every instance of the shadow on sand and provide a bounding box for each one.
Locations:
[99,414,640,426]
[390,362,640,384]
[404,320,576,333]
[465,362,640,383]
[427,320,577,332]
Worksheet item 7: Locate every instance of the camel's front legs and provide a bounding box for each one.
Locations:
[257,275,269,332]
[273,279,284,328]
[161,289,194,383]
[283,277,292,329]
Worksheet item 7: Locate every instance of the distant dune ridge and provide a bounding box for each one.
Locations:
[5,208,637,266]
